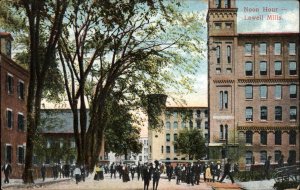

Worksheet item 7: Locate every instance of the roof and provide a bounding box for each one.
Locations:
[0,32,14,40]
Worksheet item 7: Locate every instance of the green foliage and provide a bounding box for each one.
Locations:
[104,96,142,156]
[174,128,206,160]
[273,181,299,190]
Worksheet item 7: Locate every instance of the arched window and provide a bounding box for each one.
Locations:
[246,130,253,144]
[227,46,231,63]
[260,131,267,145]
[173,121,178,130]
[289,130,296,145]
[166,134,170,142]
[166,121,171,130]
[275,130,282,145]
[216,46,221,64]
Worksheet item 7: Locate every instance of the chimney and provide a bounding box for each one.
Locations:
[0,32,13,58]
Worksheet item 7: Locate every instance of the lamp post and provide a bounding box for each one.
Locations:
[205,141,209,160]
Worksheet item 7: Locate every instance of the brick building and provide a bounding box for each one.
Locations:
[207,0,299,167]
[1,32,29,178]
[148,105,209,162]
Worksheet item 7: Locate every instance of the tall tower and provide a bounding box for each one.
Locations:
[207,0,238,158]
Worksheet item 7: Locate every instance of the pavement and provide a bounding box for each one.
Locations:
[1,173,279,190]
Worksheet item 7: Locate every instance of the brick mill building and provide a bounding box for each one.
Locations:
[207,0,299,167]
[1,32,29,178]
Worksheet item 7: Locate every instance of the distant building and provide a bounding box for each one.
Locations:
[207,0,299,167]
[39,102,106,165]
[148,106,209,162]
[1,32,29,178]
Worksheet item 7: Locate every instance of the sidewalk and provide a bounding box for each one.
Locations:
[1,177,71,189]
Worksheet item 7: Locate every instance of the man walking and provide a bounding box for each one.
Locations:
[41,163,46,182]
[264,156,272,180]
[219,159,234,184]
[2,161,12,184]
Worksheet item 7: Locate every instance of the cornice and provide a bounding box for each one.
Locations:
[213,79,235,84]
[238,79,299,84]
[237,125,299,132]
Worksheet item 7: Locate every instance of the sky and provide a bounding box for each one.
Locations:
[173,0,299,107]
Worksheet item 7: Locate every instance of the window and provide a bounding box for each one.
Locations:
[173,121,178,130]
[288,150,296,164]
[245,151,253,165]
[196,121,201,129]
[166,121,171,130]
[205,110,208,117]
[6,74,14,94]
[260,131,267,145]
[205,121,208,129]
[174,134,178,141]
[260,106,268,120]
[216,68,221,74]
[274,42,281,55]
[166,134,170,142]
[5,145,12,163]
[245,85,253,99]
[219,91,223,109]
[245,43,252,55]
[220,125,224,140]
[260,85,267,99]
[288,42,296,55]
[227,46,231,63]
[166,146,170,153]
[289,84,297,98]
[161,146,164,153]
[260,61,267,75]
[216,46,221,63]
[220,91,229,109]
[260,151,267,163]
[274,150,281,162]
[275,130,282,145]
[274,61,282,75]
[17,146,25,164]
[225,23,232,28]
[275,106,282,121]
[225,0,231,8]
[165,111,171,119]
[224,91,228,108]
[245,62,253,76]
[260,43,267,55]
[181,122,186,128]
[18,80,25,100]
[189,120,193,129]
[289,61,297,75]
[225,125,228,141]
[245,107,253,121]
[275,85,282,99]
[215,23,221,29]
[196,110,201,117]
[215,0,221,8]
[246,130,253,144]
[17,113,25,131]
[289,130,296,145]
[226,68,232,73]
[290,106,297,120]
[6,109,13,129]
[173,111,178,120]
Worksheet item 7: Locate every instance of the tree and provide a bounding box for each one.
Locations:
[104,95,143,160]
[57,0,205,171]
[174,128,206,160]
[0,0,69,183]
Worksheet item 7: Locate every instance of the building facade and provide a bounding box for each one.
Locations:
[148,106,209,162]
[207,0,299,167]
[1,32,29,178]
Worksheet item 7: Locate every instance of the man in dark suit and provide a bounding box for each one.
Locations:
[142,163,152,190]
[219,158,234,184]
[2,161,12,184]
